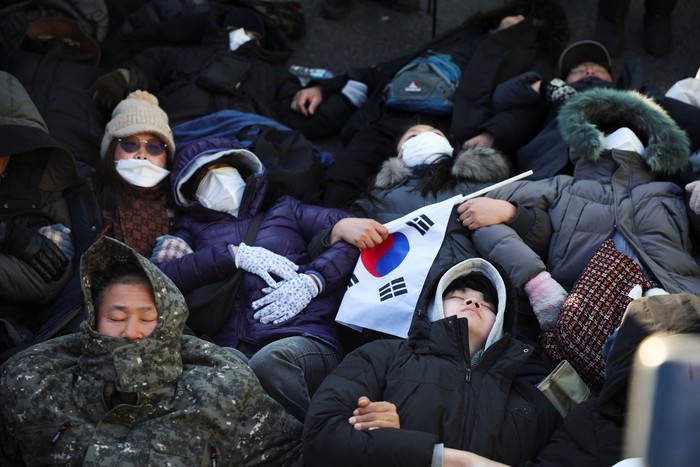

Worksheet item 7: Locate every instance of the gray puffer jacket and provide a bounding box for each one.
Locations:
[352,147,551,292]
[491,88,700,293]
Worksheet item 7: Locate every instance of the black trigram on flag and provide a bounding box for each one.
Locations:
[406,214,434,235]
[379,277,408,302]
[347,273,359,290]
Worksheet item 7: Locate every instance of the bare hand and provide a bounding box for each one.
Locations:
[457,198,516,230]
[291,86,323,116]
[330,218,389,249]
[348,396,400,430]
[461,132,494,149]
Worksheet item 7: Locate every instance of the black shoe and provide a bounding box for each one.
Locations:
[594,16,624,57]
[322,0,353,20]
[644,13,672,57]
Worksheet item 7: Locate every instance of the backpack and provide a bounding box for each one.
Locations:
[385,51,462,115]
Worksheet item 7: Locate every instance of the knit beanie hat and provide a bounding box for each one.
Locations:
[100,90,175,159]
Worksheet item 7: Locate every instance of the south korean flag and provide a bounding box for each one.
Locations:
[335,194,462,338]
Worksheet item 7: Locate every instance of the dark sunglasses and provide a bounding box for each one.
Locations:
[117,136,167,156]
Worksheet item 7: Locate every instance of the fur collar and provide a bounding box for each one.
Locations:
[557,87,691,175]
[374,146,512,189]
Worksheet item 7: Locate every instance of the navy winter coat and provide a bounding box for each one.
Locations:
[159,137,359,351]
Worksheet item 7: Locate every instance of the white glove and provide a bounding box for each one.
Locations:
[252,273,321,324]
[232,243,299,287]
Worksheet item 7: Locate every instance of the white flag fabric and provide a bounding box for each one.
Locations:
[335,194,462,338]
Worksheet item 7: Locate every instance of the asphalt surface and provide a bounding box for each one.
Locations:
[289,0,700,94]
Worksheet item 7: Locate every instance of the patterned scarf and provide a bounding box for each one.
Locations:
[103,184,170,257]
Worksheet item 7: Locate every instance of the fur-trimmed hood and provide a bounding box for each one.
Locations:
[557,87,691,175]
[374,146,512,189]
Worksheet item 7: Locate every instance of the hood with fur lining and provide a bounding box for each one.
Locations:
[374,146,512,189]
[557,87,691,175]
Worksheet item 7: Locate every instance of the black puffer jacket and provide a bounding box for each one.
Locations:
[304,259,561,467]
[328,0,570,145]
[0,70,79,312]
[1,49,105,174]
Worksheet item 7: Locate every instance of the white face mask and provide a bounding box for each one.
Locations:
[115,159,170,188]
[229,27,253,52]
[196,166,246,216]
[399,131,454,167]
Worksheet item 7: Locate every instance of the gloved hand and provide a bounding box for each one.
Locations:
[38,224,74,262]
[150,235,194,264]
[0,221,69,282]
[252,273,320,324]
[88,68,130,116]
[341,79,368,107]
[541,78,577,103]
[231,243,299,287]
[523,271,568,331]
[686,180,700,215]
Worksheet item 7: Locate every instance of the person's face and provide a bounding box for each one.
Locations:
[497,14,525,31]
[0,156,9,178]
[113,132,168,168]
[443,287,497,350]
[396,124,447,154]
[565,61,613,85]
[96,283,158,341]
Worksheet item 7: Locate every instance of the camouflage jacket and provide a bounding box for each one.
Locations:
[0,237,304,466]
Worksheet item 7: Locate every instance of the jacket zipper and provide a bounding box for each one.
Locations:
[210,445,218,466]
[458,320,472,382]
[51,421,70,444]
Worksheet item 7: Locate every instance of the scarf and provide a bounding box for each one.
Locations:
[104,184,170,257]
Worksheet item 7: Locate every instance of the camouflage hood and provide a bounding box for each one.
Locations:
[78,237,189,394]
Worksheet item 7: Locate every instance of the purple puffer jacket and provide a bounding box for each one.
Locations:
[159,137,358,351]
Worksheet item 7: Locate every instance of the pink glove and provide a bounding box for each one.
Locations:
[524,271,568,331]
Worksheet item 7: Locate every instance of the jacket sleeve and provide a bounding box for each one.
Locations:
[303,341,439,467]
[122,46,180,93]
[471,223,547,288]
[0,253,71,304]
[286,199,360,293]
[477,72,550,153]
[505,205,552,261]
[156,217,240,294]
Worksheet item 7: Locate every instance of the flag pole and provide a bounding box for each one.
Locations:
[457,170,534,203]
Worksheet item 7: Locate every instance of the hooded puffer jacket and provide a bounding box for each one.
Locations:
[0,70,79,306]
[491,88,700,293]
[159,137,359,351]
[303,259,561,467]
[0,236,304,466]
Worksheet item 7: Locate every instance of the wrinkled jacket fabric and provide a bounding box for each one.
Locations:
[303,259,561,467]
[352,148,551,291]
[160,137,358,351]
[1,49,105,174]
[491,89,700,293]
[333,0,570,144]
[0,70,78,308]
[0,236,304,466]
